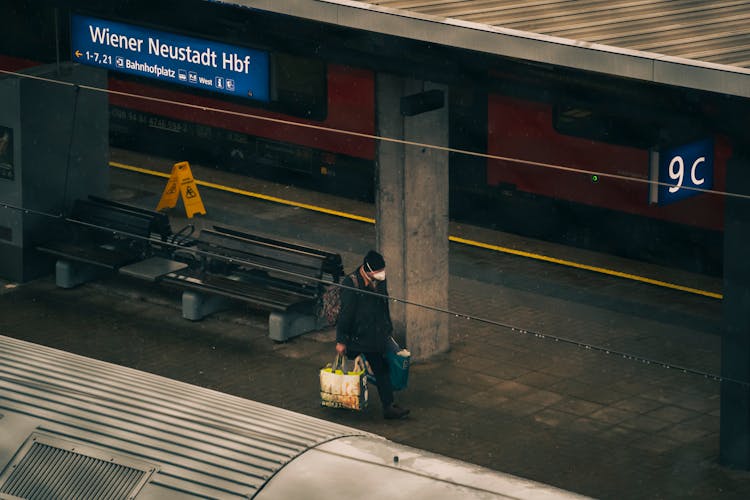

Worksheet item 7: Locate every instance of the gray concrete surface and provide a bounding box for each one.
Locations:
[0,155,747,498]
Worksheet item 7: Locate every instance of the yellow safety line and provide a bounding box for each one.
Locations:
[448,236,723,300]
[110,162,172,179]
[109,161,375,224]
[110,161,723,300]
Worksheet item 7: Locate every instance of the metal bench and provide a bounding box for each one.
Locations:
[37,196,177,288]
[162,225,343,341]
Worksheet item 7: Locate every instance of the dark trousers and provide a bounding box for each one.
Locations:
[348,350,393,409]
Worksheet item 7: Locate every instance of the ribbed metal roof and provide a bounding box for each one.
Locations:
[366,0,750,69]
[0,336,371,499]
[218,0,750,97]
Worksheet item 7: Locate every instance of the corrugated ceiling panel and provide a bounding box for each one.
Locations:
[366,0,750,68]
[0,336,372,499]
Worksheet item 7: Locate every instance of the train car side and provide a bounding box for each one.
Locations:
[486,94,729,231]
[0,3,729,273]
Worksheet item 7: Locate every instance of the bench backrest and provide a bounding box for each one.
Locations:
[88,196,172,240]
[197,229,335,287]
[212,226,344,281]
[69,198,170,241]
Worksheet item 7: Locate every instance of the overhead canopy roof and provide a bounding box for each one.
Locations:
[369,0,750,68]
[218,0,750,98]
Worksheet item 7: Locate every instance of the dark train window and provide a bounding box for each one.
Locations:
[0,2,60,61]
[553,104,658,150]
[271,53,327,120]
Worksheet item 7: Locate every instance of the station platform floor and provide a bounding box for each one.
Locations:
[1,151,748,498]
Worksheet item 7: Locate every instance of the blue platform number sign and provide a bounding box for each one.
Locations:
[70,14,270,102]
[657,138,714,205]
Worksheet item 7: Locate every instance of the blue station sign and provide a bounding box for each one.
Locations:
[71,14,270,101]
[652,138,714,205]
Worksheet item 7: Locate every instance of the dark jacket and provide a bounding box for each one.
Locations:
[336,267,393,353]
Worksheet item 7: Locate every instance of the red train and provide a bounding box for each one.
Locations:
[487,94,730,232]
[0,3,728,275]
[108,60,378,200]
[106,58,728,274]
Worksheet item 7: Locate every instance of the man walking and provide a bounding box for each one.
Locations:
[336,250,410,420]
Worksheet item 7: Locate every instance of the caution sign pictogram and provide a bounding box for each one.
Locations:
[156,161,206,218]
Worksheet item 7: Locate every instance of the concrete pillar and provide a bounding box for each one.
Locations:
[720,147,750,469]
[0,64,108,282]
[375,73,449,361]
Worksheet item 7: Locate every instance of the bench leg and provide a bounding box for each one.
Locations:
[181,291,233,321]
[268,311,320,342]
[55,260,107,289]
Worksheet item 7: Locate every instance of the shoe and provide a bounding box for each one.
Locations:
[384,403,410,420]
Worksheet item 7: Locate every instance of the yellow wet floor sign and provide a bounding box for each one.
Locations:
[156,161,206,218]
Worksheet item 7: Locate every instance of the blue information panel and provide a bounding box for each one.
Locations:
[71,14,270,102]
[657,138,714,205]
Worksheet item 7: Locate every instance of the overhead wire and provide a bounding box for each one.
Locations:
[10,209,747,389]
[0,67,743,388]
[1,67,750,200]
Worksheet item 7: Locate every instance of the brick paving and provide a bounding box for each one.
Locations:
[0,259,745,499]
[0,160,748,498]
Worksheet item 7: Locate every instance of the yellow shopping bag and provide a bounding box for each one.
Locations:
[319,354,368,411]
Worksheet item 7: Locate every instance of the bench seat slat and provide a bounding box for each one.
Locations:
[37,241,141,270]
[201,249,320,283]
[163,270,316,312]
